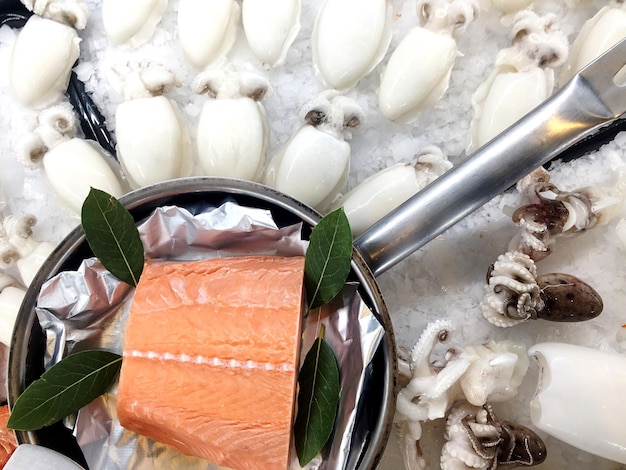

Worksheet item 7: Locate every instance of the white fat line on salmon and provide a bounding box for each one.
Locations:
[125,350,295,372]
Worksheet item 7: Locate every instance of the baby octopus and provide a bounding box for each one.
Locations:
[396,319,471,469]
[441,400,546,470]
[510,167,623,262]
[480,163,621,327]
[395,320,530,469]
[480,251,603,327]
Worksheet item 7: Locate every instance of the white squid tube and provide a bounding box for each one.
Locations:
[469,66,553,151]
[242,0,301,67]
[468,11,568,152]
[0,285,25,347]
[264,125,350,211]
[177,0,239,69]
[102,0,168,47]
[43,138,125,214]
[312,0,392,90]
[559,5,626,85]
[196,98,268,181]
[9,15,80,109]
[378,27,457,123]
[115,96,193,188]
[529,342,626,464]
[336,149,452,236]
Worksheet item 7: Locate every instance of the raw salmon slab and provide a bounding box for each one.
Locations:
[117,255,306,470]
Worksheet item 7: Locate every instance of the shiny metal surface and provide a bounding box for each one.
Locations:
[355,36,626,276]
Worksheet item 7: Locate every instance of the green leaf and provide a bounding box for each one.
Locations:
[8,350,122,431]
[294,326,340,466]
[81,187,144,286]
[305,208,352,309]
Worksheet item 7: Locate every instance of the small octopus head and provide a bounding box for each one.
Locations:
[441,401,547,470]
[498,420,547,466]
[481,251,603,326]
[536,272,603,322]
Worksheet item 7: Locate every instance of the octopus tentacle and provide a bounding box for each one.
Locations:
[481,251,540,327]
[511,167,623,261]
[408,319,454,377]
[441,401,546,469]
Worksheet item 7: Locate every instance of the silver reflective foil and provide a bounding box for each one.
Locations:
[34,202,384,470]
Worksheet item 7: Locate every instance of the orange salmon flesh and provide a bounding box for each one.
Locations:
[117,255,306,470]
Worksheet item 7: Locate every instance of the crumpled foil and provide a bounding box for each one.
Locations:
[34,201,385,470]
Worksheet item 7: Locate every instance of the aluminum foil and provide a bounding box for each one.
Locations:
[34,201,385,470]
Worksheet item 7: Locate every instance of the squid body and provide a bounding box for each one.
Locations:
[529,342,626,464]
[312,0,392,90]
[9,15,80,109]
[242,0,301,67]
[178,0,239,69]
[102,0,168,47]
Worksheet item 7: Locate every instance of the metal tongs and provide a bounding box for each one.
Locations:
[356,36,626,276]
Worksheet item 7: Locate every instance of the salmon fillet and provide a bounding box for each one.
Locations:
[0,405,17,468]
[117,256,305,470]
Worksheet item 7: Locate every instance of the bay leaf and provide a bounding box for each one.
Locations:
[305,208,352,309]
[81,187,144,286]
[294,326,341,466]
[8,350,122,431]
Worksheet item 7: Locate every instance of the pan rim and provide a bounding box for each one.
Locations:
[8,176,398,469]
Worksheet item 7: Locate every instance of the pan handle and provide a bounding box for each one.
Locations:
[355,37,626,277]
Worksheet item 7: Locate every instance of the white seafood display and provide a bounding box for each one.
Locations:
[312,0,392,90]
[529,342,626,464]
[263,90,363,211]
[480,251,603,327]
[333,146,452,236]
[177,0,239,69]
[102,0,167,48]
[192,64,270,181]
[559,2,626,85]
[1,0,626,468]
[441,400,546,469]
[467,11,568,152]
[378,0,479,123]
[9,11,82,108]
[0,274,26,347]
[242,0,301,68]
[15,103,125,214]
[0,214,54,287]
[109,62,193,188]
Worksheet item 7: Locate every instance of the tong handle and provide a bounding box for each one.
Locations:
[356,37,626,277]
